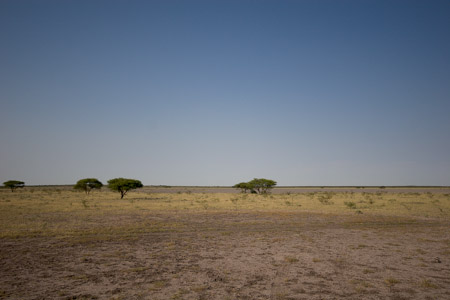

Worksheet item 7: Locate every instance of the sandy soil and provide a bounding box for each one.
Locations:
[1,212,449,299]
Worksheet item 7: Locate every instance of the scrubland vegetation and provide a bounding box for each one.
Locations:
[0,186,449,299]
[1,187,448,239]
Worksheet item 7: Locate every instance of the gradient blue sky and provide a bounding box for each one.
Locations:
[1,0,449,186]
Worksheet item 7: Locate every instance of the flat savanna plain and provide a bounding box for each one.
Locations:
[1,187,449,299]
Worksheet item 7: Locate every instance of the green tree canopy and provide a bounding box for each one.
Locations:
[107,178,143,199]
[74,178,103,194]
[233,182,254,193]
[233,178,277,194]
[3,180,25,192]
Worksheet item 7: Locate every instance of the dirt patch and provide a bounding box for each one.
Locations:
[1,212,449,299]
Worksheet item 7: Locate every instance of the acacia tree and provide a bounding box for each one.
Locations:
[233,182,254,193]
[74,178,103,194]
[107,178,143,199]
[248,178,277,194]
[233,178,277,194]
[3,180,25,192]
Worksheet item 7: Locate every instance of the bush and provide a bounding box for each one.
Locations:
[344,201,356,209]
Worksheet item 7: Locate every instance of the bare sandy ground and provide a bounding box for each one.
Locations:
[1,211,449,299]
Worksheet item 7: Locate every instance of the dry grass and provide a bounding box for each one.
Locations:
[1,187,449,239]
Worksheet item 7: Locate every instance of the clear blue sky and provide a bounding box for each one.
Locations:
[1,0,449,186]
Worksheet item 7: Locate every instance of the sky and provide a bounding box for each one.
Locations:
[1,0,450,186]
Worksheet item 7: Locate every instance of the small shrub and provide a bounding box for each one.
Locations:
[81,199,88,209]
[420,279,438,289]
[318,192,334,205]
[284,256,299,263]
[385,277,400,287]
[318,197,333,205]
[344,201,356,209]
[149,280,167,291]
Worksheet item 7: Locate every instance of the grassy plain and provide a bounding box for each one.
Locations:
[1,186,449,299]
